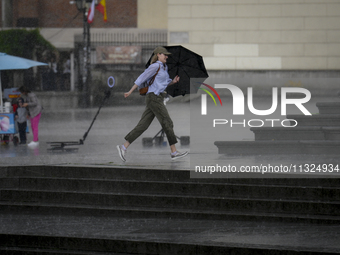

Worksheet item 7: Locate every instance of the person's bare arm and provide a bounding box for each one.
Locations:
[124,84,139,98]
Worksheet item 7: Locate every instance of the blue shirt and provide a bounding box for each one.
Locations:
[135,61,172,96]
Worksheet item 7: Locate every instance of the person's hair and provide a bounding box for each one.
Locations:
[18,98,24,103]
[18,86,31,94]
[150,54,158,64]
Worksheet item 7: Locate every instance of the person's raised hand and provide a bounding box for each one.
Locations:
[172,75,180,84]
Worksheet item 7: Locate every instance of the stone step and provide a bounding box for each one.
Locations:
[4,165,340,186]
[287,114,340,126]
[3,165,340,185]
[1,189,339,216]
[251,126,340,140]
[250,127,325,140]
[0,245,117,255]
[1,177,339,202]
[1,166,340,224]
[215,140,301,155]
[0,165,190,182]
[3,201,339,224]
[1,233,334,255]
[323,127,340,140]
[316,102,340,114]
[214,140,340,155]
[1,166,340,254]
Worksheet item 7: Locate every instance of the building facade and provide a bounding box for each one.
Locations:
[1,0,340,97]
[167,0,340,71]
[2,0,339,70]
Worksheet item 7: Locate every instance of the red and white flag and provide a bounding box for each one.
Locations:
[87,0,95,24]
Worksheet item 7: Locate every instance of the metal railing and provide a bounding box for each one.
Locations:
[75,29,167,67]
[74,29,168,94]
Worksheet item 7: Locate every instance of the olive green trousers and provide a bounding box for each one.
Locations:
[125,93,178,146]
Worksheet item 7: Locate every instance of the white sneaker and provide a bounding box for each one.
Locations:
[171,151,188,160]
[28,141,39,149]
[117,145,126,162]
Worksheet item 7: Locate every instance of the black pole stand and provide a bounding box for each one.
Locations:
[142,129,190,148]
[47,89,111,151]
[80,89,111,144]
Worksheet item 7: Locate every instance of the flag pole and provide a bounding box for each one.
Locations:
[80,0,92,107]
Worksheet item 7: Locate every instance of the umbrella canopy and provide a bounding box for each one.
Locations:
[0,52,48,111]
[146,45,209,97]
[0,52,48,70]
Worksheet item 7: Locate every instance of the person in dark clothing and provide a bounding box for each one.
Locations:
[15,97,28,144]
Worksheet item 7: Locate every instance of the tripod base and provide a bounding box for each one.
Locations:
[142,129,190,147]
[46,140,83,151]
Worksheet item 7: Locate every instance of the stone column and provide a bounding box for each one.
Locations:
[2,0,13,28]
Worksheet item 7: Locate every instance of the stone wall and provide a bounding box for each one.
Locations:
[168,0,340,70]
[206,70,340,97]
[137,0,168,29]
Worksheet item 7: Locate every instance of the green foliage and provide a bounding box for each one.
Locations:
[0,28,55,59]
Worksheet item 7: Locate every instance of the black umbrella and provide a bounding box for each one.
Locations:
[146,45,209,97]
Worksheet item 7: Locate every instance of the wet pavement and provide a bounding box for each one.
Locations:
[1,96,340,254]
[1,95,339,173]
[0,100,191,170]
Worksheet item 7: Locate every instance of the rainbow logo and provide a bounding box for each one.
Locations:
[199,83,222,106]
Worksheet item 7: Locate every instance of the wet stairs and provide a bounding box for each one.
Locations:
[0,165,340,254]
[215,101,340,155]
